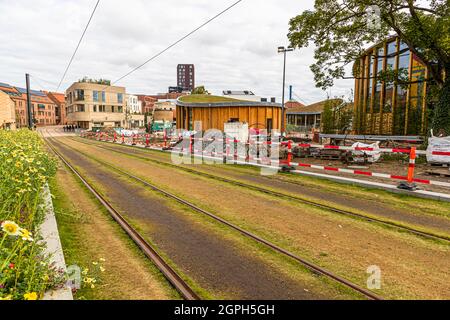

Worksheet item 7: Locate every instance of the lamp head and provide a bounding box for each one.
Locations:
[278,46,285,53]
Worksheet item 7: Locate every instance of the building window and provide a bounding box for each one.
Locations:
[118,93,123,104]
[366,54,375,111]
[99,105,105,112]
[118,106,123,113]
[93,91,99,102]
[101,91,106,102]
[112,106,115,113]
[373,47,384,114]
[93,105,97,112]
[75,89,84,101]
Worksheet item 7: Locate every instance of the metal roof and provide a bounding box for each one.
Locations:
[176,100,281,108]
[0,82,12,88]
[16,87,47,97]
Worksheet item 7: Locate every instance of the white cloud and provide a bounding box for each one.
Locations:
[0,0,355,102]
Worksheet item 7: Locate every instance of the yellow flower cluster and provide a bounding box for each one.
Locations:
[23,292,38,300]
[1,221,34,242]
[79,258,107,291]
[0,130,57,301]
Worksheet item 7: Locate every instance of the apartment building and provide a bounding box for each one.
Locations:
[65,80,126,130]
[138,92,186,114]
[125,94,144,129]
[46,92,67,125]
[177,64,195,91]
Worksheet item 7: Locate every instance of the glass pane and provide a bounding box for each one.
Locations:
[387,41,396,55]
[399,41,408,51]
[366,55,375,110]
[398,51,410,72]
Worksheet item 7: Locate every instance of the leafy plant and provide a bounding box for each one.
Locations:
[288,0,450,134]
[0,129,64,300]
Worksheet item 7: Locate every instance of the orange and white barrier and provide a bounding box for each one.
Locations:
[80,132,450,189]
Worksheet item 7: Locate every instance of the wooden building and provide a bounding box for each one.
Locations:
[176,95,282,132]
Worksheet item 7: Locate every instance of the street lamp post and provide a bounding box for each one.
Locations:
[278,46,293,136]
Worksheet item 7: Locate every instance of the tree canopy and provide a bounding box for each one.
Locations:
[191,86,210,95]
[288,0,449,89]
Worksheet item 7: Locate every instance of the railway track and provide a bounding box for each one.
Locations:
[72,136,450,244]
[47,133,383,300]
[42,133,200,300]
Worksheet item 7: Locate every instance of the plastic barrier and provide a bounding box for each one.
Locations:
[80,133,450,189]
[427,135,450,164]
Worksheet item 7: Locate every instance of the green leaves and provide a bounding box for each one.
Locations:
[0,129,61,300]
[288,0,448,89]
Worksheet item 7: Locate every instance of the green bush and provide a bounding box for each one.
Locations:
[0,129,64,300]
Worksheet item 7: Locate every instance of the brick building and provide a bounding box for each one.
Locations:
[137,92,187,114]
[177,64,195,91]
[0,90,16,130]
[46,92,67,125]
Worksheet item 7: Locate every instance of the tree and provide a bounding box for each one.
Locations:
[321,100,335,134]
[288,0,450,134]
[191,86,210,95]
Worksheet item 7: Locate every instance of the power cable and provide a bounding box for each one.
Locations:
[109,0,243,87]
[56,0,101,92]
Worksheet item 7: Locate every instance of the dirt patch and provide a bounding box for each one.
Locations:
[51,139,338,300]
[73,138,450,235]
[63,137,450,299]
[53,160,175,300]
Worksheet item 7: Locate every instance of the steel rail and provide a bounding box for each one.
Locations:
[55,135,383,300]
[74,137,450,244]
[43,132,200,300]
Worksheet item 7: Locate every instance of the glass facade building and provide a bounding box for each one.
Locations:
[353,37,428,135]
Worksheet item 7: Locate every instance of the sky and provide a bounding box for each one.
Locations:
[0,0,355,104]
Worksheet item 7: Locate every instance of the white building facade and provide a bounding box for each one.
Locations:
[125,94,144,129]
[126,94,142,114]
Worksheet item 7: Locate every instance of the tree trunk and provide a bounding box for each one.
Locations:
[431,71,450,136]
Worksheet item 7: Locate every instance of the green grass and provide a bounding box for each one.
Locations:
[63,144,363,300]
[178,94,245,103]
[71,137,450,239]
[49,171,180,300]
[66,140,450,297]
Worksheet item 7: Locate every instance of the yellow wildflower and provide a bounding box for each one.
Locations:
[23,292,38,300]
[19,228,34,242]
[100,267,106,272]
[1,221,21,236]
[83,277,95,284]
[99,258,106,262]
[92,262,98,266]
